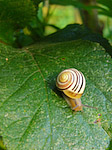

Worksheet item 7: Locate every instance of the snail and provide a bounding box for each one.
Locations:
[56,68,97,111]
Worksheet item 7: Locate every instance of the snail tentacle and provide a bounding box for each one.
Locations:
[82,104,98,110]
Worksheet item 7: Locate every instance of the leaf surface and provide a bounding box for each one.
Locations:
[0,39,112,150]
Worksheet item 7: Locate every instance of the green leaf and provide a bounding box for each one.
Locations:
[49,0,86,9]
[0,136,6,150]
[49,0,105,13]
[0,0,36,26]
[45,24,112,57]
[0,23,14,45]
[0,0,37,44]
[97,0,112,17]
[0,39,112,149]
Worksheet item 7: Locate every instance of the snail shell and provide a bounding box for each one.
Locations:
[56,68,86,111]
[56,68,86,99]
[56,68,97,111]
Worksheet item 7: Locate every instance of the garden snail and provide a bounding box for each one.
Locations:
[56,68,97,111]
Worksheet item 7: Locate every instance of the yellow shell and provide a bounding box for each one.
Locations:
[56,69,97,111]
[59,72,68,83]
[56,68,86,111]
[56,68,86,99]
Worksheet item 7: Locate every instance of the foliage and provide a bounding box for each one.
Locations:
[0,0,41,46]
[0,35,112,149]
[49,0,112,18]
[0,0,112,47]
[97,0,112,17]
[44,24,112,56]
[0,0,112,149]
[0,136,6,150]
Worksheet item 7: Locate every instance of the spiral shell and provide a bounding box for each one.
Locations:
[56,69,98,111]
[56,68,86,99]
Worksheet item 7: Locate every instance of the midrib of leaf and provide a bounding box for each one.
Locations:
[15,49,53,149]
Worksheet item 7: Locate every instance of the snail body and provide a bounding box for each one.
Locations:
[56,68,97,111]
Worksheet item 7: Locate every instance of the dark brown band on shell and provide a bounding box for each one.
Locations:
[72,70,80,92]
[78,72,83,93]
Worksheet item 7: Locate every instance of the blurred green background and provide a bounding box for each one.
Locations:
[0,0,112,48]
